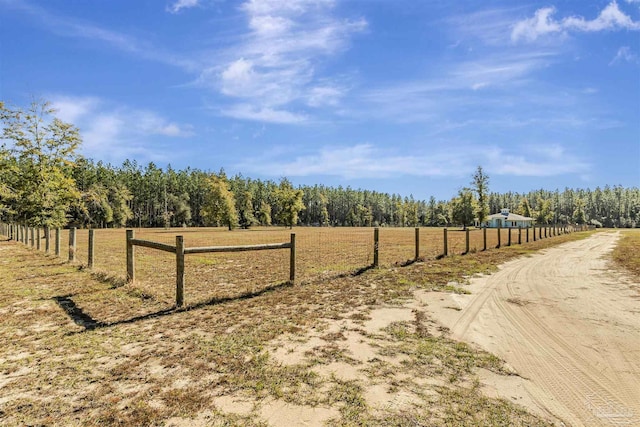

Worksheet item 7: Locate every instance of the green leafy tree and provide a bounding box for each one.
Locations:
[472,166,489,225]
[274,178,304,229]
[451,188,477,230]
[535,196,553,224]
[0,100,81,227]
[0,143,17,219]
[257,201,272,226]
[517,197,532,218]
[202,175,238,230]
[237,190,257,229]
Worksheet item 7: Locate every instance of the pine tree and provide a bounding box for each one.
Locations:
[472,166,489,224]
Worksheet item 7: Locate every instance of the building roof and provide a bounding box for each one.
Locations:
[486,212,533,221]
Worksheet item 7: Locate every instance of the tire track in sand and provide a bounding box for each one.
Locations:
[427,232,640,426]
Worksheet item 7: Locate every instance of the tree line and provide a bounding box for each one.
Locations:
[1,100,639,229]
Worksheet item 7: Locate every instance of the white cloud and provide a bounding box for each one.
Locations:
[357,51,555,124]
[167,0,199,14]
[49,95,194,163]
[50,96,101,124]
[237,143,589,179]
[221,104,307,124]
[610,46,639,64]
[512,2,640,42]
[487,144,589,176]
[450,7,532,46]
[6,0,198,70]
[198,0,366,122]
[511,7,562,42]
[307,85,344,107]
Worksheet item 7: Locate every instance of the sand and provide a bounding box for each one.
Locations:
[422,231,640,426]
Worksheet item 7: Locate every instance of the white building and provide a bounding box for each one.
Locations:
[482,208,534,228]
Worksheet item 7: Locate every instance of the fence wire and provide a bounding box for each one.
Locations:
[3,224,573,307]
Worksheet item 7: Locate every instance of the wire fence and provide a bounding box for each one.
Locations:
[1,223,583,307]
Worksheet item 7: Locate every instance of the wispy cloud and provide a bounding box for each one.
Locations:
[237,143,589,179]
[50,95,194,163]
[197,0,366,122]
[357,50,555,124]
[167,0,199,14]
[448,7,526,46]
[512,2,640,43]
[220,104,308,124]
[610,46,639,65]
[487,144,589,177]
[1,0,198,70]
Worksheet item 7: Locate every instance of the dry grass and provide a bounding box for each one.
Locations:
[611,229,640,278]
[21,225,572,307]
[0,226,591,426]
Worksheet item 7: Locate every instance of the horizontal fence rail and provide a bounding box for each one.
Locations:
[126,230,295,307]
[184,242,291,255]
[129,238,177,253]
[0,221,591,309]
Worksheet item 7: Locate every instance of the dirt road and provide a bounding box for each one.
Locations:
[423,232,640,426]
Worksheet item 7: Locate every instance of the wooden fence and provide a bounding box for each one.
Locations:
[0,222,587,306]
[125,230,295,307]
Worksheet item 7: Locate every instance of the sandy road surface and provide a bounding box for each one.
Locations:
[423,232,640,426]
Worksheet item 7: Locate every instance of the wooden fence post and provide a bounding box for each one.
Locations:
[68,227,76,262]
[290,233,296,282]
[415,227,420,260]
[126,230,135,282]
[465,229,470,254]
[373,228,379,267]
[55,228,61,256]
[176,235,185,307]
[507,228,512,246]
[36,228,41,250]
[45,227,50,253]
[88,229,95,269]
[518,226,522,245]
[30,227,34,247]
[544,227,548,238]
[483,227,487,251]
[497,227,501,248]
[443,228,448,257]
[526,227,530,243]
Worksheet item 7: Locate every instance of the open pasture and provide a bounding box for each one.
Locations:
[52,226,525,307]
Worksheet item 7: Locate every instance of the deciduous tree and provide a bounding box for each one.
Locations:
[0,100,81,227]
[274,178,304,229]
[201,175,238,230]
[451,188,477,230]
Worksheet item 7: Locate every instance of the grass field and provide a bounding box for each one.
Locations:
[0,225,591,426]
[612,229,640,278]
[23,225,567,308]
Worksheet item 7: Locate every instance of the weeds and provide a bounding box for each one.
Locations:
[0,229,590,426]
[612,230,640,278]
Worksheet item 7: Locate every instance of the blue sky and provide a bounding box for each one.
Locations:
[1,0,639,200]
